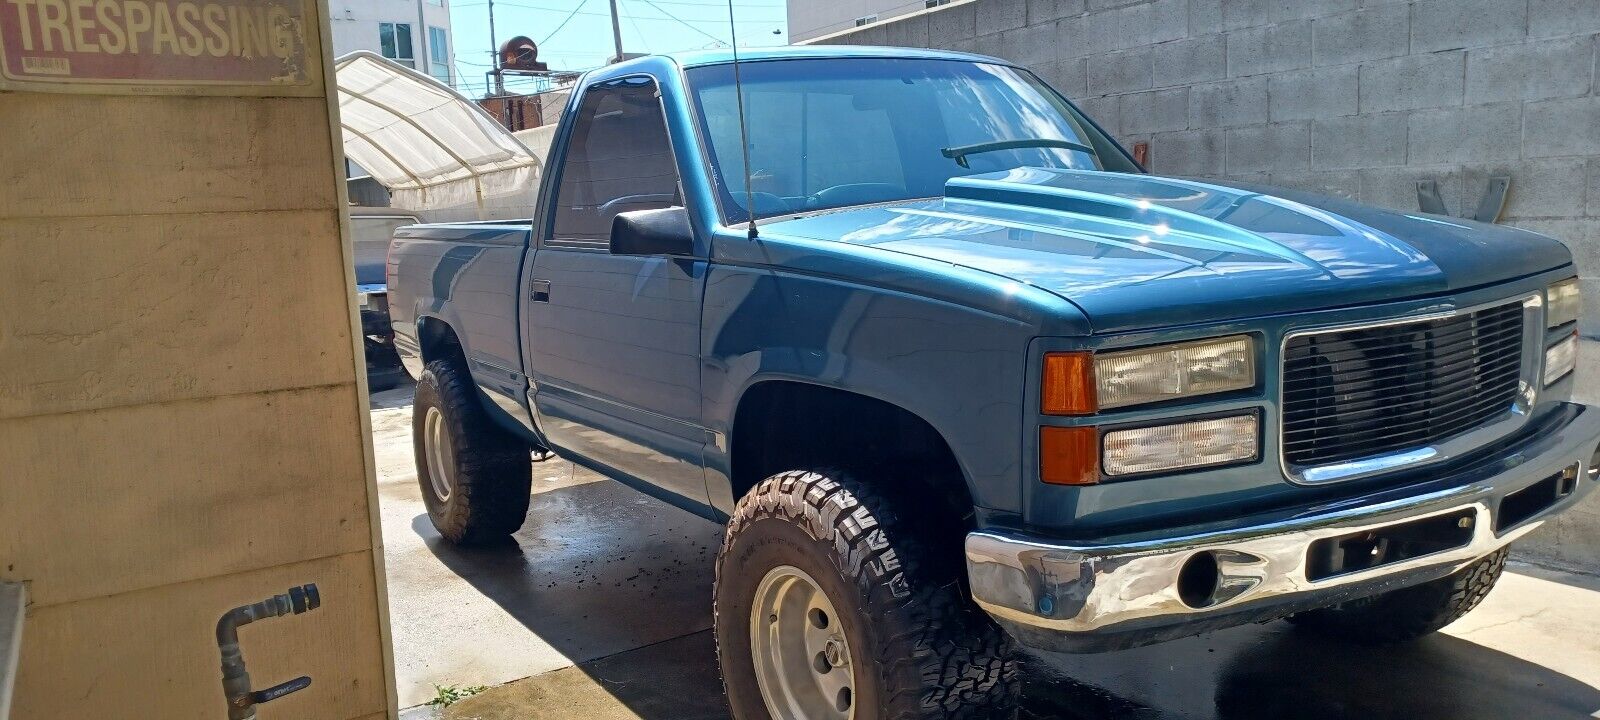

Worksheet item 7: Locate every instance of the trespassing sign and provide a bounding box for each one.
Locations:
[0,0,319,94]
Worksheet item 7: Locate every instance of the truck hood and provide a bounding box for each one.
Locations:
[760,168,1572,333]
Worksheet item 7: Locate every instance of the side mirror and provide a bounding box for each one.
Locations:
[610,206,694,256]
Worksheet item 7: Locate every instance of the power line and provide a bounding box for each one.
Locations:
[627,0,729,45]
[453,0,784,21]
[538,0,591,45]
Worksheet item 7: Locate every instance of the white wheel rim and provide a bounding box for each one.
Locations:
[423,405,454,503]
[750,565,855,720]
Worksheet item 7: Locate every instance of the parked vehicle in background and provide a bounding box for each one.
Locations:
[350,206,418,390]
[386,47,1600,718]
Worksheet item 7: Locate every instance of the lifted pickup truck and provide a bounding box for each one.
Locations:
[388,46,1600,718]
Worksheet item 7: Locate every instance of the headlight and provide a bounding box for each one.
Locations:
[1102,414,1259,476]
[1545,332,1577,386]
[1548,277,1581,329]
[1090,336,1255,410]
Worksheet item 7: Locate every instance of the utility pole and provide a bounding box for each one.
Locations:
[414,0,429,80]
[607,0,624,63]
[489,0,503,94]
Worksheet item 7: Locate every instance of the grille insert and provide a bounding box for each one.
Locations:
[1282,302,1526,469]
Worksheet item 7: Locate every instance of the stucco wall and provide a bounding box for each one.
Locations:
[0,2,396,718]
[815,0,1600,334]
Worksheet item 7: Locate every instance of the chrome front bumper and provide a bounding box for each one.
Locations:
[966,402,1600,653]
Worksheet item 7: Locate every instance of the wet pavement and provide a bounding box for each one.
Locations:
[373,382,1600,719]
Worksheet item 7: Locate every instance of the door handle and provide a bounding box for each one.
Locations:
[529,279,551,303]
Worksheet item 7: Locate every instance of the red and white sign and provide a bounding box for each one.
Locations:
[0,0,316,94]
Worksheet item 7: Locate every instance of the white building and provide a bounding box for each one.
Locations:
[329,0,456,87]
[788,0,954,43]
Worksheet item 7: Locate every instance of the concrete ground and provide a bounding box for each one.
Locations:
[375,343,1600,720]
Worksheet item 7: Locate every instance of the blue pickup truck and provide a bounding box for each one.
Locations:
[387,46,1599,718]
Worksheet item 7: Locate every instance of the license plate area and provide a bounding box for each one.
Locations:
[1305,510,1475,582]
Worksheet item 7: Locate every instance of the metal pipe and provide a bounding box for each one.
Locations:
[217,585,320,720]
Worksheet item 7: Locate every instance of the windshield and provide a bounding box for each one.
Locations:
[685,57,1140,224]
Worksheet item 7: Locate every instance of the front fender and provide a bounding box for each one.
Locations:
[702,261,1046,515]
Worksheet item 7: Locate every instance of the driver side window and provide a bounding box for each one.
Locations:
[549,76,681,249]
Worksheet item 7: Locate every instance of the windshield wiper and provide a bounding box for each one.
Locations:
[940,138,1096,168]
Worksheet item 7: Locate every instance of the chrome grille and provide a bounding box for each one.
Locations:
[1282,302,1526,468]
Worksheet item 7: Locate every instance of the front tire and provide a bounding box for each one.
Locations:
[413,358,532,544]
[714,469,1017,720]
[1289,548,1508,643]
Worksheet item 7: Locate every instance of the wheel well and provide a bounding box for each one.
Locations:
[418,317,468,369]
[730,381,977,532]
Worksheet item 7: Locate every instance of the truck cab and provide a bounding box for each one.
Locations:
[387,46,1600,719]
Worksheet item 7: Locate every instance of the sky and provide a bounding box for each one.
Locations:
[446,0,790,97]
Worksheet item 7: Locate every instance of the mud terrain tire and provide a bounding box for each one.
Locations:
[1289,548,1508,643]
[414,358,531,544]
[715,469,1018,720]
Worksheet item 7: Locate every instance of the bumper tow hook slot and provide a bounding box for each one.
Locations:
[216,584,321,720]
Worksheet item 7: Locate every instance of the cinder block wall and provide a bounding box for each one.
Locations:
[819,0,1600,334]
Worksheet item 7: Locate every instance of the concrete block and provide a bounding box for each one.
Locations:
[1314,112,1408,169]
[1028,0,1082,25]
[1458,160,1589,220]
[1153,34,1228,87]
[1189,76,1269,127]
[1311,4,1410,67]
[1358,51,1466,113]
[1056,11,1119,58]
[1271,0,1358,22]
[1076,94,1123,135]
[1466,36,1594,104]
[885,14,932,48]
[929,2,979,46]
[976,0,1029,36]
[1087,0,1141,8]
[1088,46,1156,94]
[1267,169,1362,200]
[1151,128,1227,175]
[845,24,889,46]
[1038,57,1090,97]
[1529,0,1600,39]
[1588,158,1600,217]
[1219,0,1275,30]
[1118,0,1189,47]
[1407,103,1523,165]
[1122,87,1193,134]
[1227,20,1313,77]
[1524,96,1600,158]
[1188,0,1223,35]
[1000,21,1058,65]
[1510,219,1600,274]
[1411,0,1527,53]
[1227,121,1312,173]
[1268,65,1359,121]
[1359,165,1464,213]
[973,31,1007,59]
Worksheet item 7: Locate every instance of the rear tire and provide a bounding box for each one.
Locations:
[413,358,532,544]
[1288,548,1508,643]
[714,469,1017,720]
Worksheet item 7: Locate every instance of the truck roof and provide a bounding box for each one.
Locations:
[637,45,1009,70]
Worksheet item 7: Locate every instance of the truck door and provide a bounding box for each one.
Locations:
[522,74,709,505]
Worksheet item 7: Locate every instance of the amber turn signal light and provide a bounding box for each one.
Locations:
[1040,426,1099,485]
[1042,352,1096,415]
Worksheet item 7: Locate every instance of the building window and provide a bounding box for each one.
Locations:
[427,0,443,5]
[428,27,450,84]
[854,14,876,26]
[378,22,414,68]
[924,0,950,7]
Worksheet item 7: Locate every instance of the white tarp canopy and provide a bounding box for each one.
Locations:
[335,51,541,217]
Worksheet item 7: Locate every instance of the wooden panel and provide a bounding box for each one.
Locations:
[0,95,335,219]
[0,210,355,419]
[10,551,388,720]
[0,385,374,607]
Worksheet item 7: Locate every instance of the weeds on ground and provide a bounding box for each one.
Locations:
[427,683,488,707]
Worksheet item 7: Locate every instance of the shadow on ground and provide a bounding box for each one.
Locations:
[416,481,1600,720]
